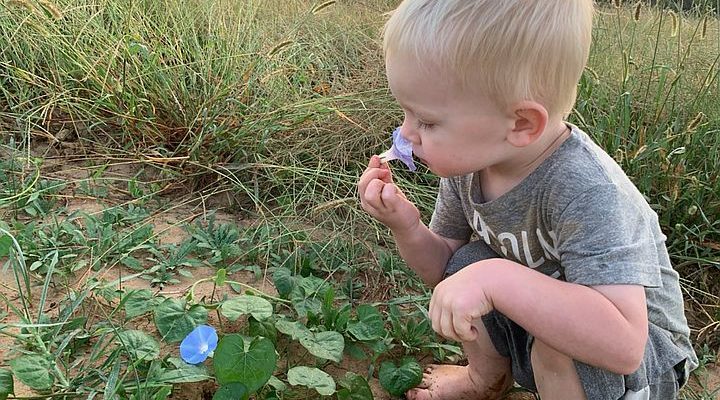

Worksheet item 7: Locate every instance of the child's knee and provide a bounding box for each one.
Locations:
[445,240,500,277]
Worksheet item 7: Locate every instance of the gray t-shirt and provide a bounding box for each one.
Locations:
[429,124,698,375]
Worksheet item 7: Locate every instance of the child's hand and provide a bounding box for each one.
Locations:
[428,264,495,342]
[358,155,421,233]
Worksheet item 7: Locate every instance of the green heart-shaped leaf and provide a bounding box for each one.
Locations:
[158,358,211,384]
[337,372,373,400]
[249,317,278,344]
[221,295,273,321]
[299,330,344,363]
[215,269,227,286]
[213,383,249,400]
[124,289,160,319]
[287,366,336,396]
[379,358,422,397]
[117,329,160,360]
[154,298,208,342]
[214,334,276,392]
[9,355,53,391]
[290,295,322,319]
[0,369,13,400]
[272,268,295,298]
[275,319,311,341]
[347,305,385,341]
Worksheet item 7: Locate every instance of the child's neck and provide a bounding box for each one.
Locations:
[480,121,570,201]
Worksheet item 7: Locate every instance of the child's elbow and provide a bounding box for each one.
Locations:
[614,336,647,375]
[616,352,643,376]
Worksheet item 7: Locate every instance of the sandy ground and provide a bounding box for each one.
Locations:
[0,202,538,400]
[0,160,716,398]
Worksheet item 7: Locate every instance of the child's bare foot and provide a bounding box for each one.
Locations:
[405,364,511,400]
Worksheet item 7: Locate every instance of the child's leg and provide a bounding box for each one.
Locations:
[570,323,689,400]
[405,241,514,400]
[406,320,512,400]
[531,338,587,399]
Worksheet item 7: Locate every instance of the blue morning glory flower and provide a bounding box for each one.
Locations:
[379,127,416,171]
[180,324,218,364]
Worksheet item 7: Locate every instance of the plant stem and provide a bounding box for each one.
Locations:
[188,277,291,304]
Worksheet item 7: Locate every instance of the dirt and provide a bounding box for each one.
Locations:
[0,263,558,400]
[685,362,720,398]
[0,198,542,400]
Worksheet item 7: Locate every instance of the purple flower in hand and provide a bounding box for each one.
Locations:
[180,324,218,364]
[379,127,416,171]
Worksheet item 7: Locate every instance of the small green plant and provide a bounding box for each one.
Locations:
[185,213,244,265]
[140,240,201,287]
[81,208,155,269]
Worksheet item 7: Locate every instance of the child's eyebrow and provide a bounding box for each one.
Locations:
[398,103,438,121]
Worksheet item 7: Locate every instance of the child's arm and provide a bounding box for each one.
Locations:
[392,220,466,286]
[358,156,466,286]
[430,259,648,375]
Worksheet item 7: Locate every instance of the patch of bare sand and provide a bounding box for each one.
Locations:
[684,362,720,398]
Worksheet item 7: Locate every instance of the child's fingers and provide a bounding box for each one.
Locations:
[429,292,453,339]
[358,167,392,196]
[357,169,383,198]
[368,156,394,183]
[369,155,383,168]
[380,165,394,183]
[361,178,388,211]
[362,178,405,213]
[453,314,478,342]
[438,307,458,341]
[380,182,402,210]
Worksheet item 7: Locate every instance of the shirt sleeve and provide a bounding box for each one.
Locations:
[429,177,473,241]
[556,184,663,287]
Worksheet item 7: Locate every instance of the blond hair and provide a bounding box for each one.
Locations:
[383,0,593,118]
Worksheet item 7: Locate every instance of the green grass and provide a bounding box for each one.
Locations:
[1,0,719,398]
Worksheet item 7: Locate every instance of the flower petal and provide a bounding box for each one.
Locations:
[180,324,218,364]
[380,127,416,171]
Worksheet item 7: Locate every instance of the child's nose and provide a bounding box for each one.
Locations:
[400,119,421,145]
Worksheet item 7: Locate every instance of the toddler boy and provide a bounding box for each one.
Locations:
[358,1,698,399]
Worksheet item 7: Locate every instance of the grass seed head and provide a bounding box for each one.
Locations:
[38,0,62,19]
[634,2,642,21]
[268,40,293,56]
[703,66,716,87]
[6,0,35,12]
[584,66,599,81]
[687,112,705,132]
[669,11,679,38]
[312,1,336,15]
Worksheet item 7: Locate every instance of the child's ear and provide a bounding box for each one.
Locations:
[507,101,548,147]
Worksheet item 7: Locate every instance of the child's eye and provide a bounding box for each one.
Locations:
[417,121,434,130]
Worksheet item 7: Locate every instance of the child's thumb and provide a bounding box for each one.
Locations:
[373,166,392,184]
[381,183,406,207]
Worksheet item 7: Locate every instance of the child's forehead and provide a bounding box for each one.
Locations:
[387,52,488,102]
[385,50,460,89]
[388,69,501,119]
[386,55,449,94]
